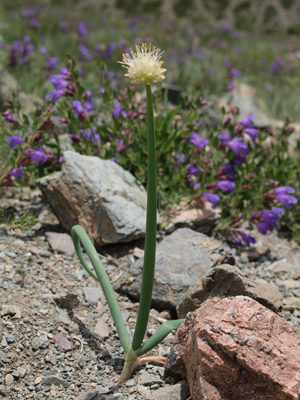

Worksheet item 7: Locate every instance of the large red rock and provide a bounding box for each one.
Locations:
[170,296,300,400]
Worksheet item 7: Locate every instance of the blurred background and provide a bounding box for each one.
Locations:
[0,0,300,120]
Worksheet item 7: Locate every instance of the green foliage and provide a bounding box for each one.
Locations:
[263,5,278,24]
[280,0,294,9]
[173,0,194,17]
[287,23,300,35]
[0,210,38,233]
[203,0,230,20]
[0,2,300,243]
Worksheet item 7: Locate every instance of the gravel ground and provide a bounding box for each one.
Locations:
[1,187,300,399]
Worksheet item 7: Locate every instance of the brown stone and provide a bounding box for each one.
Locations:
[177,265,283,318]
[92,317,109,340]
[169,296,300,400]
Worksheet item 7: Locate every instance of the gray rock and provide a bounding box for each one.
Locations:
[11,370,20,379]
[177,264,283,318]
[6,334,14,343]
[37,151,148,246]
[283,297,300,311]
[57,133,75,152]
[75,391,99,400]
[147,382,190,400]
[5,374,14,386]
[75,270,86,280]
[45,232,75,257]
[83,287,104,304]
[222,92,271,128]
[31,337,40,350]
[117,228,231,310]
[164,200,218,235]
[17,367,26,378]
[0,385,8,397]
[42,375,70,388]
[0,350,6,364]
[38,335,50,349]
[143,374,163,386]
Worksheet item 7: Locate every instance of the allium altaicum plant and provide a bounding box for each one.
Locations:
[71,44,185,382]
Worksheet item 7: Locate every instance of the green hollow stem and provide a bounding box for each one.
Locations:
[131,84,157,352]
[119,347,138,382]
[71,225,131,354]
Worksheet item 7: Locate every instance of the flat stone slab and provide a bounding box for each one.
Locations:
[45,232,75,257]
[116,228,233,310]
[37,151,148,246]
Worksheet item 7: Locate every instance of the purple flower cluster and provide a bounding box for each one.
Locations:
[24,7,41,29]
[8,35,34,67]
[189,132,209,155]
[5,136,24,148]
[103,42,116,59]
[78,128,101,146]
[78,45,93,61]
[250,207,283,235]
[46,67,75,104]
[263,186,298,209]
[39,46,59,71]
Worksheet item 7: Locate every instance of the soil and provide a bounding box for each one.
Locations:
[0,186,300,399]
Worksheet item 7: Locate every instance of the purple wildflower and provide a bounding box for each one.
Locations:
[73,100,84,115]
[251,208,283,235]
[187,164,200,178]
[78,45,93,61]
[274,186,297,209]
[228,137,249,156]
[40,46,47,54]
[186,177,200,189]
[227,81,235,91]
[45,89,65,104]
[112,101,127,118]
[230,68,242,78]
[46,57,59,71]
[77,21,87,37]
[219,133,231,143]
[202,192,220,209]
[240,113,255,128]
[270,56,284,75]
[117,139,126,154]
[103,42,116,59]
[245,127,259,142]
[175,155,186,164]
[218,162,237,181]
[49,77,68,90]
[274,186,295,194]
[83,101,94,113]
[5,136,24,148]
[9,167,26,180]
[216,180,235,193]
[223,59,230,68]
[99,87,105,94]
[189,132,209,151]
[238,231,256,246]
[233,230,256,246]
[31,149,48,165]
